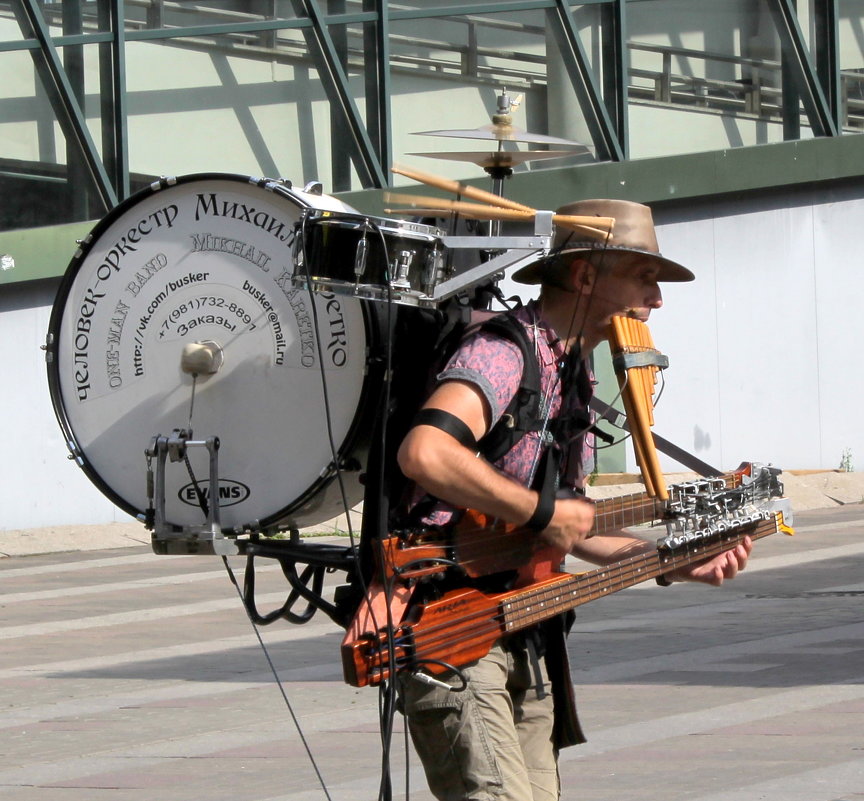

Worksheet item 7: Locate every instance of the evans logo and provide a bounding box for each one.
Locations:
[178,480,250,508]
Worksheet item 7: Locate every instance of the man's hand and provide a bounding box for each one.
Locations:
[664,536,754,586]
[540,497,596,552]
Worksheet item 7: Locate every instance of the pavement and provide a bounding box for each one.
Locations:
[2,469,862,558]
[1,492,862,800]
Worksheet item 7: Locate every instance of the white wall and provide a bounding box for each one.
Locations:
[0,281,132,531]
[648,186,863,474]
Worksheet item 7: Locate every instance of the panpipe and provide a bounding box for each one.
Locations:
[608,315,670,500]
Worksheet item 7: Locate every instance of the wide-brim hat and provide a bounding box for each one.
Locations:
[512,198,694,284]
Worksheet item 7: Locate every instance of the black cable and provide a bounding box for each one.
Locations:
[221,555,334,801]
[299,212,405,801]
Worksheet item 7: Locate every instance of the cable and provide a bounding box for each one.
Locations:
[299,212,405,801]
[221,555,334,801]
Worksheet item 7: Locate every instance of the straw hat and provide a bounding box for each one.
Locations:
[512,198,694,284]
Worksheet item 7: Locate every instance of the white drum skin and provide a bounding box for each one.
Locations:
[47,174,384,534]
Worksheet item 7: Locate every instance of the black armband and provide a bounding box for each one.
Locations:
[412,408,478,451]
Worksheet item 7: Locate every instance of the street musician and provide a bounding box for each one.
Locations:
[396,198,754,801]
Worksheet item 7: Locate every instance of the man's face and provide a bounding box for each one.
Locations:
[587,253,663,326]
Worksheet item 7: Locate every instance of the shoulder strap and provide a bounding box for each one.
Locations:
[475,314,543,463]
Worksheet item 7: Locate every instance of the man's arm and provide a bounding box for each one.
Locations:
[397,379,595,552]
[572,532,753,586]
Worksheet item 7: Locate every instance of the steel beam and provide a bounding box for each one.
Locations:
[294,0,387,188]
[548,0,624,162]
[813,0,841,129]
[767,0,838,137]
[12,0,118,211]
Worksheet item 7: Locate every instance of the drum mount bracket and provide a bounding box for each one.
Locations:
[143,430,358,628]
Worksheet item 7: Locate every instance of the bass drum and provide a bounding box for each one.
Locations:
[46,173,386,536]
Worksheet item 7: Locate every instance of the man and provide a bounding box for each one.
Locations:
[396,199,753,801]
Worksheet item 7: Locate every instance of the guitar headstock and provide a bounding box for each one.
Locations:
[664,461,792,540]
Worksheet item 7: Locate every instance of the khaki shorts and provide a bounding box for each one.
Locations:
[400,639,559,801]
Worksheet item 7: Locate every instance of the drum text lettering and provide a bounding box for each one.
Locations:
[125,253,169,296]
[193,193,296,245]
[105,299,130,347]
[321,292,348,368]
[191,233,272,272]
[71,287,108,400]
[133,338,144,377]
[94,206,177,283]
[241,280,286,364]
[106,347,122,388]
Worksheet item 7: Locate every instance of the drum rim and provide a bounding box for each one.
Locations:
[46,172,386,532]
[302,208,445,238]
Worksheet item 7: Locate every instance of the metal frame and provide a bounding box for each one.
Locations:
[0,0,858,235]
[767,0,839,137]
[10,0,118,212]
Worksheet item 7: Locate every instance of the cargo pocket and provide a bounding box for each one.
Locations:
[402,676,504,800]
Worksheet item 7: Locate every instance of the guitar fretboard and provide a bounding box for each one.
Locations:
[501,512,782,633]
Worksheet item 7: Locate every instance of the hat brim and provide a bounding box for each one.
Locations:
[512,246,695,284]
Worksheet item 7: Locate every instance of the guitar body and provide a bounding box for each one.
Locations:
[454,508,568,585]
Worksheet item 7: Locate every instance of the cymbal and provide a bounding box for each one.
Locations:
[409,150,587,169]
[413,123,586,147]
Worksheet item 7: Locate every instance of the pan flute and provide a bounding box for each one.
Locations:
[608,315,669,499]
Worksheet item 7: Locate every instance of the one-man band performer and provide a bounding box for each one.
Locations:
[396,199,754,801]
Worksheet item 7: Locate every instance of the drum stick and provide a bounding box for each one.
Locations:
[385,196,613,240]
[392,164,535,212]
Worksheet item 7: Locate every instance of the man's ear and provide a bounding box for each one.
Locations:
[569,258,597,295]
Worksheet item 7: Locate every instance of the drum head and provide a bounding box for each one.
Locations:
[47,174,382,534]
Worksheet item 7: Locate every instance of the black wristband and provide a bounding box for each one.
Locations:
[525,491,555,531]
[655,574,674,587]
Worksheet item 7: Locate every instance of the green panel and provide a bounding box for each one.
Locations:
[342,133,864,213]
[4,135,864,286]
[590,340,627,475]
[0,220,94,286]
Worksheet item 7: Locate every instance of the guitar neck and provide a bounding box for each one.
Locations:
[501,513,781,632]
[386,470,747,582]
[591,489,666,535]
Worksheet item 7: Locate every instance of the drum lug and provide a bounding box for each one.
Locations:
[422,249,444,296]
[390,250,414,290]
[66,440,84,465]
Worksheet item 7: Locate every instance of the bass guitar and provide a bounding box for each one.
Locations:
[376,461,781,582]
[342,463,792,687]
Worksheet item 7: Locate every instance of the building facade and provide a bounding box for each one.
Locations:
[1,0,862,530]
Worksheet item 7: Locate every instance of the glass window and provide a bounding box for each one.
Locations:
[124,1,303,32]
[124,28,369,194]
[839,0,864,132]
[0,39,112,232]
[626,0,804,157]
[388,8,592,190]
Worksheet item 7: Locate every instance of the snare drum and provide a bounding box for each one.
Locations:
[293,211,448,307]
[46,173,386,536]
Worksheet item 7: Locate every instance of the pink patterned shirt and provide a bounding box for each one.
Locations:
[419,301,594,524]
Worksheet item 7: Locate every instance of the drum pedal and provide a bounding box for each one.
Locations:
[145,429,237,555]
